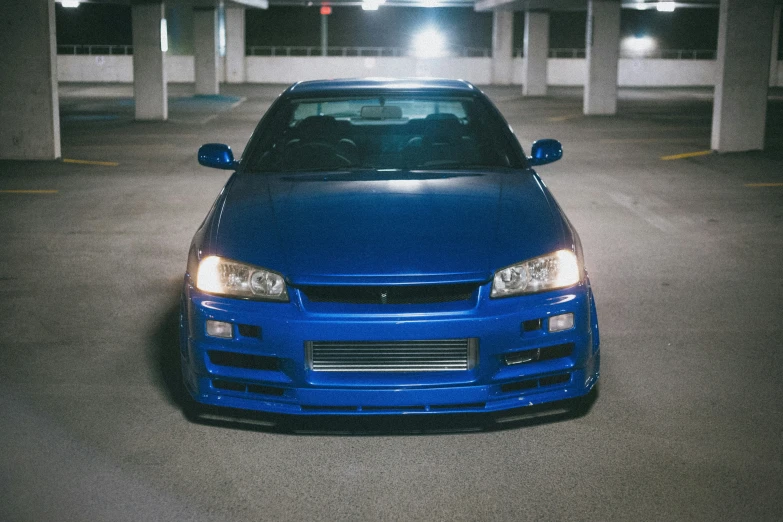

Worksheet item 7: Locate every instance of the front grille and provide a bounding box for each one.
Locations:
[307,338,478,372]
[299,283,478,305]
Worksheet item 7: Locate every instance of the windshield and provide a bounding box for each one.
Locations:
[243,94,524,172]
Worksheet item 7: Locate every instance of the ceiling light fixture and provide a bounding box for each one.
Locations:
[362,0,384,11]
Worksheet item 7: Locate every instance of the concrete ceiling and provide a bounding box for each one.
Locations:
[473,1,722,12]
[60,0,725,8]
[58,0,783,8]
[58,0,272,6]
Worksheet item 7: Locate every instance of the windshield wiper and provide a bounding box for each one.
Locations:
[413,161,511,170]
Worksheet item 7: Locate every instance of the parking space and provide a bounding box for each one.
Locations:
[1,84,781,521]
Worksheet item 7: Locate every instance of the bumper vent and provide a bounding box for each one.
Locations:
[307,338,478,372]
[504,343,574,366]
[299,283,477,305]
[501,372,572,393]
[212,379,285,397]
[207,350,279,371]
[237,324,262,339]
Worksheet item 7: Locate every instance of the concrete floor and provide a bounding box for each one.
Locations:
[1,83,781,521]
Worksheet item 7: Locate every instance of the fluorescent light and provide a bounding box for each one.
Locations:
[412,28,447,59]
[61,1,80,7]
[219,9,226,57]
[656,2,676,12]
[160,18,168,52]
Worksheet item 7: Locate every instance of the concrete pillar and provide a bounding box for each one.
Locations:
[194,8,219,95]
[491,10,514,85]
[0,0,60,160]
[132,2,167,120]
[523,11,550,96]
[225,7,246,83]
[771,5,781,87]
[584,0,620,115]
[711,0,775,152]
[321,12,329,57]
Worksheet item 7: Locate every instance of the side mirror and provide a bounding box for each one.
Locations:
[198,143,238,170]
[528,139,563,167]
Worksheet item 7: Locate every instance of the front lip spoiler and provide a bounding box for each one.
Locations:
[183,392,596,433]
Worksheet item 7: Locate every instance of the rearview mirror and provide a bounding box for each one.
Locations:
[198,143,238,170]
[528,139,563,167]
[360,105,403,120]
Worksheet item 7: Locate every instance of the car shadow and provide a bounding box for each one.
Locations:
[150,298,190,412]
[150,295,599,435]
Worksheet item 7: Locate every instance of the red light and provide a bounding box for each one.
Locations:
[320,5,332,15]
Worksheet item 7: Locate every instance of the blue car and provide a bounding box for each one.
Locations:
[181,78,599,417]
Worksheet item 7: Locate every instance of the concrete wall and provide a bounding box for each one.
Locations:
[618,58,716,86]
[58,55,132,82]
[57,55,223,84]
[57,55,783,87]
[542,58,716,86]
[543,58,584,86]
[245,56,492,84]
[167,55,193,83]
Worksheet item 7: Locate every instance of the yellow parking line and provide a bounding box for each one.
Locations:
[62,158,119,167]
[548,114,582,122]
[660,150,712,161]
[0,190,59,194]
[745,183,783,187]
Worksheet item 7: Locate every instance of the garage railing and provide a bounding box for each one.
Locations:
[245,46,490,57]
[547,48,717,60]
[56,44,719,61]
[58,44,133,55]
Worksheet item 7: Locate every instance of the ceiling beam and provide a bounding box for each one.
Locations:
[474,0,723,12]
[226,0,269,8]
[474,0,585,12]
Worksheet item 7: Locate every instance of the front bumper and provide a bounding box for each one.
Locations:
[180,278,600,415]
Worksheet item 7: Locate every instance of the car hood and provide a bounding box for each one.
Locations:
[211,170,565,286]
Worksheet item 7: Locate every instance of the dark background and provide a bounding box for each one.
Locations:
[53,4,773,56]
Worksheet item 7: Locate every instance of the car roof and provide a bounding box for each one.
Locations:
[283,78,479,97]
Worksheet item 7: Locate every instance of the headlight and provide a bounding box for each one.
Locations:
[196,256,288,301]
[491,249,580,298]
